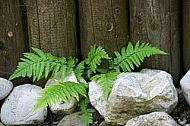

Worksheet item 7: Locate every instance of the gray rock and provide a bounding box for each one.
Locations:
[0,77,13,100]
[57,112,86,126]
[89,69,178,125]
[0,122,4,126]
[180,70,190,106]
[46,72,86,115]
[125,111,179,126]
[1,84,47,125]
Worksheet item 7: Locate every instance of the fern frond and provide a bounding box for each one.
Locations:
[79,97,95,126]
[33,81,88,111]
[74,61,85,82]
[85,45,110,78]
[8,48,76,82]
[110,41,167,72]
[90,72,119,99]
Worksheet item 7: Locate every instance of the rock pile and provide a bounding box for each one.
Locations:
[1,69,190,126]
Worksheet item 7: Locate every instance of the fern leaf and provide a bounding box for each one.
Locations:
[66,57,77,73]
[111,41,167,72]
[79,97,95,126]
[91,72,119,99]
[9,47,69,81]
[85,45,110,78]
[74,61,85,81]
[60,65,67,78]
[34,81,88,111]
[80,109,95,126]
[23,52,41,62]
[32,47,47,60]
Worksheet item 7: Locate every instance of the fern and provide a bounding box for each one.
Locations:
[90,72,119,99]
[9,47,77,81]
[33,81,88,111]
[79,97,95,126]
[9,41,167,126]
[85,45,110,78]
[74,61,85,82]
[110,41,167,72]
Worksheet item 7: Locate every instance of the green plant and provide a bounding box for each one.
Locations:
[9,41,167,126]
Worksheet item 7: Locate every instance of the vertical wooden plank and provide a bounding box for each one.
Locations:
[183,0,190,74]
[26,0,78,58]
[78,0,129,59]
[129,0,181,85]
[0,0,29,85]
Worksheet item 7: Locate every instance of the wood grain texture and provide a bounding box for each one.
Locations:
[183,0,190,74]
[78,0,129,59]
[0,0,29,85]
[129,0,181,85]
[26,0,79,58]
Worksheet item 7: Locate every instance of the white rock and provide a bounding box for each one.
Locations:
[184,124,190,126]
[89,69,178,125]
[178,118,187,125]
[180,70,190,106]
[0,84,47,125]
[125,111,179,126]
[46,72,86,114]
[0,77,13,100]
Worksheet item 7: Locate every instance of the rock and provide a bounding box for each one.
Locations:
[57,112,86,126]
[0,123,5,126]
[46,72,86,115]
[0,122,4,126]
[0,77,13,100]
[50,98,77,115]
[180,70,190,106]
[99,121,111,126]
[1,84,47,125]
[125,111,179,126]
[89,69,178,125]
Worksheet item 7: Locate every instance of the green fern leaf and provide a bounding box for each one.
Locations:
[32,47,47,60]
[9,47,69,81]
[66,57,77,73]
[90,72,119,99]
[34,81,88,111]
[74,61,85,82]
[23,52,41,62]
[80,109,94,126]
[85,45,110,78]
[79,97,95,126]
[111,41,167,72]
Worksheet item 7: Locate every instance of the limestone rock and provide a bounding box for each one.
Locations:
[89,69,178,125]
[57,112,86,126]
[0,122,4,126]
[180,70,190,106]
[0,77,13,100]
[46,72,86,114]
[125,111,178,126]
[1,84,47,125]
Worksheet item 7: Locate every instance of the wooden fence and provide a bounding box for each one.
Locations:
[0,0,186,86]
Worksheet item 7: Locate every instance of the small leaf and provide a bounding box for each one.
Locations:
[32,47,46,60]
[91,72,119,99]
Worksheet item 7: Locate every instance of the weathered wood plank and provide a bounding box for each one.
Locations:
[26,0,78,86]
[129,0,181,85]
[183,0,190,74]
[78,0,129,59]
[26,0,78,58]
[0,0,29,85]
